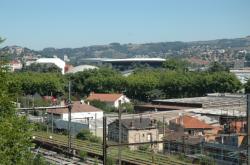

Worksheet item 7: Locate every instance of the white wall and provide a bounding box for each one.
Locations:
[113,95,131,108]
[62,111,103,121]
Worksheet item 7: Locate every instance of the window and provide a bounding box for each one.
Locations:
[147,133,152,142]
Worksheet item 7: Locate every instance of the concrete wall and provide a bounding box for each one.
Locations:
[128,128,158,150]
[113,95,130,108]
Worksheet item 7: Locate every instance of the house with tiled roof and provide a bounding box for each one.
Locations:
[47,101,103,121]
[86,92,130,108]
[169,115,214,136]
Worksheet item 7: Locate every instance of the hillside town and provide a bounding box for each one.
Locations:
[1,1,250,165]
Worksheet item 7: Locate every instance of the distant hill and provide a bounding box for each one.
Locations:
[1,36,250,65]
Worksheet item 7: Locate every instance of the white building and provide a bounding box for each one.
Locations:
[86,93,130,108]
[8,60,22,71]
[36,58,66,74]
[47,101,103,122]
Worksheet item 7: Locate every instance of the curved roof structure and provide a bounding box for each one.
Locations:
[83,58,166,63]
[67,65,98,74]
[36,58,65,74]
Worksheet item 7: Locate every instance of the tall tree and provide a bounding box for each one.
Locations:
[0,38,34,164]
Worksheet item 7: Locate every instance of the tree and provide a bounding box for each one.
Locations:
[89,100,116,113]
[0,38,34,164]
[208,62,229,72]
[163,58,189,71]
[245,79,250,93]
[22,63,61,73]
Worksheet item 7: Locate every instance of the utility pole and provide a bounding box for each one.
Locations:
[103,116,107,165]
[118,105,122,165]
[51,112,54,134]
[247,94,250,165]
[163,116,165,136]
[67,81,72,157]
[51,92,54,134]
[182,136,185,154]
[95,113,97,136]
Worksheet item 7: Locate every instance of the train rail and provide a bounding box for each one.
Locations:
[32,132,190,165]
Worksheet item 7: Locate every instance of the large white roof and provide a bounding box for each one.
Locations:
[36,58,65,74]
[67,65,98,74]
[83,58,166,62]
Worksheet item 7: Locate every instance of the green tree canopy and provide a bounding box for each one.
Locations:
[0,38,34,164]
[163,58,189,71]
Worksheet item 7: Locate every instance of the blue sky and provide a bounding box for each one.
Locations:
[0,0,250,50]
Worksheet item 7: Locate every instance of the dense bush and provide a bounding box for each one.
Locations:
[76,129,102,143]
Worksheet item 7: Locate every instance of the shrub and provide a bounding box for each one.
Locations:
[76,129,92,140]
[138,144,150,151]
[79,150,87,162]
[89,136,102,144]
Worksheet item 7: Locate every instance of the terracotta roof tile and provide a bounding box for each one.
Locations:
[171,115,213,129]
[47,101,102,114]
[86,93,123,102]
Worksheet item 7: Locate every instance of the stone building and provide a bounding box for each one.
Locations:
[108,118,158,150]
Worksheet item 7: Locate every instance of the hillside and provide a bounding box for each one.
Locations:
[1,36,250,65]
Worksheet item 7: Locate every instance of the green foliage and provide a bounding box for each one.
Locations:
[208,62,229,72]
[94,157,99,165]
[119,102,134,113]
[138,144,150,151]
[8,72,65,97]
[89,100,117,113]
[198,155,216,165]
[163,58,189,71]
[67,68,125,97]
[89,135,102,143]
[76,129,102,143]
[76,129,92,140]
[107,156,115,165]
[79,150,87,161]
[0,39,34,164]
[68,67,241,102]
[22,63,61,73]
[245,79,250,93]
[33,123,47,132]
[32,154,48,165]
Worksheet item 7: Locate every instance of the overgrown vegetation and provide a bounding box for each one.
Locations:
[76,129,102,143]
[0,37,37,164]
[79,150,87,162]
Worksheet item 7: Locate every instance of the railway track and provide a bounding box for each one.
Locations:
[33,132,190,165]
